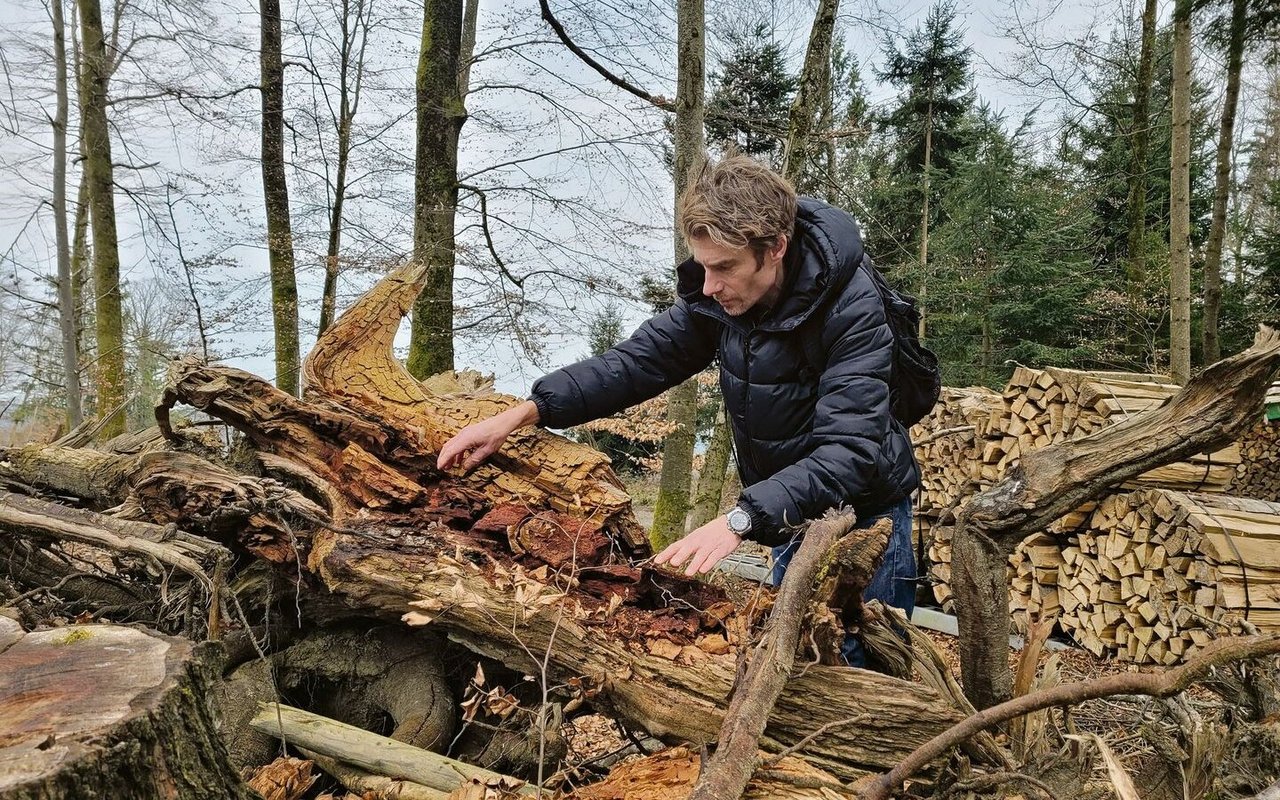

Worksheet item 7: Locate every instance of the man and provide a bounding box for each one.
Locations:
[437,154,919,665]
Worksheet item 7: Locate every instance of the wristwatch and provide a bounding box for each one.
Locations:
[726,505,752,537]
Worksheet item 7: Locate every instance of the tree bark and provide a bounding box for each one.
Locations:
[0,620,255,800]
[688,405,731,530]
[260,0,301,396]
[651,0,705,551]
[406,0,466,380]
[952,325,1280,710]
[782,0,838,191]
[51,0,82,430]
[76,0,125,438]
[1169,0,1193,383]
[1202,0,1248,364]
[1125,0,1158,299]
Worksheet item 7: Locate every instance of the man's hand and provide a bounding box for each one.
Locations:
[654,516,742,576]
[437,400,540,472]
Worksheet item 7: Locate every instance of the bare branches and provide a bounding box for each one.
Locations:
[537,0,673,110]
[853,633,1280,800]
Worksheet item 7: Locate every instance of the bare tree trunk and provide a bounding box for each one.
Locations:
[781,0,838,190]
[688,405,731,530]
[51,0,82,429]
[260,0,301,396]
[1202,0,1247,364]
[917,102,933,341]
[457,0,478,97]
[1125,0,1158,299]
[405,0,465,380]
[1169,0,1193,384]
[650,0,705,551]
[318,0,371,336]
[77,0,125,438]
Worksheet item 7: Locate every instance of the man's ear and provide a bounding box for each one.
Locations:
[770,234,789,263]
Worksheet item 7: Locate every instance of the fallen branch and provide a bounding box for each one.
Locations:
[0,489,223,592]
[300,749,450,800]
[248,702,536,797]
[852,633,1280,800]
[687,511,880,800]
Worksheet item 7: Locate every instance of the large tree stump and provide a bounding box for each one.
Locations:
[0,619,254,799]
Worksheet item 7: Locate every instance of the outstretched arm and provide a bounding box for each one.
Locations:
[436,400,540,472]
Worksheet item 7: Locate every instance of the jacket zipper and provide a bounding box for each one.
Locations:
[740,328,766,479]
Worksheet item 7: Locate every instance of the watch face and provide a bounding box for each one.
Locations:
[727,508,750,533]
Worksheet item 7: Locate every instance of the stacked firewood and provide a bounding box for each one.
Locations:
[1229,417,1280,503]
[1006,489,1280,663]
[910,387,1007,514]
[914,368,1245,615]
[984,367,1240,492]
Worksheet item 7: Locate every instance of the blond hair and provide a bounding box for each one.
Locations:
[678,154,798,260]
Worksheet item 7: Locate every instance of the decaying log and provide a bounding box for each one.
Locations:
[572,746,853,799]
[0,444,326,563]
[953,324,1280,710]
[249,702,535,796]
[688,513,879,800]
[0,619,254,799]
[851,632,1280,800]
[301,750,451,800]
[0,490,225,593]
[311,522,1003,781]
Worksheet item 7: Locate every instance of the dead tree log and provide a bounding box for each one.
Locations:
[953,324,1280,710]
[311,521,1003,780]
[0,445,326,563]
[0,619,254,800]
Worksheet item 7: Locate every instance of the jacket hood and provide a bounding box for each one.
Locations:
[676,196,865,332]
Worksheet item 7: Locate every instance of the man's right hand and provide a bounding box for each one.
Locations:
[436,400,540,472]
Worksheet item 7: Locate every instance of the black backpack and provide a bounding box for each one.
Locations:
[802,254,941,428]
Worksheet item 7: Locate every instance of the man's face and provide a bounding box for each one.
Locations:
[690,233,788,316]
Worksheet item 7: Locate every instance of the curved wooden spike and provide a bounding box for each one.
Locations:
[301,263,646,548]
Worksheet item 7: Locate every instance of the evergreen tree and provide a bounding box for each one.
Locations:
[705,23,796,164]
[928,106,1102,387]
[866,0,974,304]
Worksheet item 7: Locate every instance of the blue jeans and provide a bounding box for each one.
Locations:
[769,497,916,667]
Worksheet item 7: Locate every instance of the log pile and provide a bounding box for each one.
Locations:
[1229,416,1280,503]
[1005,489,1280,663]
[909,387,1006,513]
[984,367,1240,492]
[915,368,1247,613]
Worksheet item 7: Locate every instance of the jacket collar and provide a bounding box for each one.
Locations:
[676,197,863,332]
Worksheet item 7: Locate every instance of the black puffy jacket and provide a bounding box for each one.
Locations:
[529,197,919,546]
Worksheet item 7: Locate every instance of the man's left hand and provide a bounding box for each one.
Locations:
[654,516,742,576]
